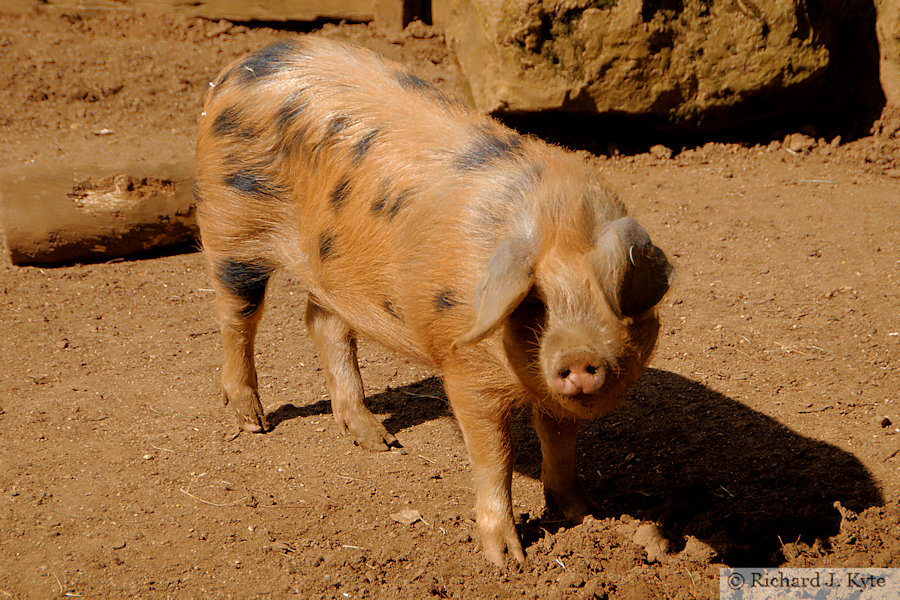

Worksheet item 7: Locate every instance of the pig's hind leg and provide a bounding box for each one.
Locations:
[212,259,275,433]
[305,299,399,451]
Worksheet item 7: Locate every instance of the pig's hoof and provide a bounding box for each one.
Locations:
[481,523,526,567]
[239,416,269,433]
[340,412,399,452]
[225,389,270,433]
[232,404,270,433]
[546,490,595,524]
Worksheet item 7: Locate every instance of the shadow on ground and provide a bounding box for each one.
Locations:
[517,368,884,566]
[266,368,883,566]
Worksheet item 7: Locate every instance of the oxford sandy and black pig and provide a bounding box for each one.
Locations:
[194,37,673,566]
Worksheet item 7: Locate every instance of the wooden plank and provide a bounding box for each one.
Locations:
[0,0,376,22]
[374,0,420,36]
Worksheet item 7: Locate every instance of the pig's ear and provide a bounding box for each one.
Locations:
[455,235,537,345]
[591,217,673,318]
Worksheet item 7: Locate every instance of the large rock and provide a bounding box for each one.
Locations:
[445,0,834,125]
[877,0,900,107]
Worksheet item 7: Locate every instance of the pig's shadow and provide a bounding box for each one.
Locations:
[265,368,883,566]
[516,368,884,566]
[266,376,452,434]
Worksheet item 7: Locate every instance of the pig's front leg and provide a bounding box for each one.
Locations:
[305,299,398,451]
[445,375,524,566]
[532,407,593,523]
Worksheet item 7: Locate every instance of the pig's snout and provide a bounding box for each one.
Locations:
[551,352,606,396]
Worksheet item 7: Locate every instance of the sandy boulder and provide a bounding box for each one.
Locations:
[445,0,833,125]
[877,0,900,108]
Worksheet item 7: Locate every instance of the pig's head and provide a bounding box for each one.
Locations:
[455,206,673,420]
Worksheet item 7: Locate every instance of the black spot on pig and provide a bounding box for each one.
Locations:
[396,71,457,107]
[397,71,434,92]
[319,232,336,261]
[353,129,380,163]
[217,260,272,317]
[327,115,349,138]
[224,170,284,201]
[372,180,391,214]
[457,127,523,171]
[384,299,402,320]
[235,40,298,83]
[276,93,309,132]
[330,177,352,209]
[387,188,414,219]
[435,290,458,311]
[213,106,243,137]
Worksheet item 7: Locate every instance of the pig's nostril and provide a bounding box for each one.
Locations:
[585,365,598,375]
[558,368,571,380]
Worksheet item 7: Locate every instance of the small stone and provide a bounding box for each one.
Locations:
[582,577,604,598]
[142,454,153,460]
[390,508,424,526]
[649,144,672,160]
[787,133,816,153]
[270,541,296,553]
[624,579,654,600]
[56,339,69,350]
[680,535,717,562]
[633,523,669,563]
[557,572,585,588]
[880,416,892,428]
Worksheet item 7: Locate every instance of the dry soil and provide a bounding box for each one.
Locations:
[0,10,898,600]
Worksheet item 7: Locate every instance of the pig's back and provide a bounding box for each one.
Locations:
[195,37,548,362]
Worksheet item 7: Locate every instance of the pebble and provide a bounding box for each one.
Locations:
[633,523,669,563]
[680,535,717,562]
[787,133,816,154]
[649,144,672,160]
[557,572,585,588]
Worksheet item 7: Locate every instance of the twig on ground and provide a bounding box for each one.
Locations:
[399,390,446,402]
[52,572,63,594]
[336,474,369,484]
[179,488,246,507]
[149,406,209,420]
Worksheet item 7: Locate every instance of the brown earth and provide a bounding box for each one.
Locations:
[1,10,899,600]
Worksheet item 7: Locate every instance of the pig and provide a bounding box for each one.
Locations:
[194,37,673,566]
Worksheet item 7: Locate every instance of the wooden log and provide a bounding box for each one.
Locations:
[0,0,376,23]
[373,0,421,37]
[0,162,197,266]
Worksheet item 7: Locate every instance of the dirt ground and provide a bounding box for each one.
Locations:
[0,10,898,600]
